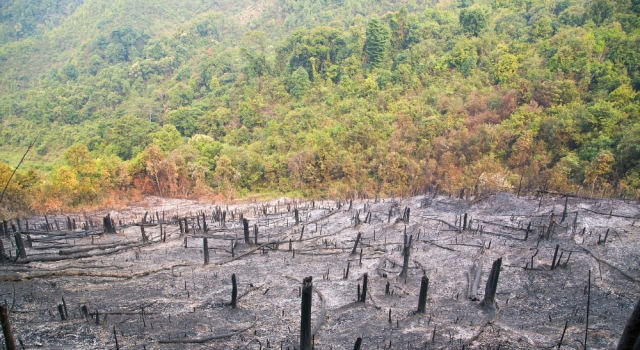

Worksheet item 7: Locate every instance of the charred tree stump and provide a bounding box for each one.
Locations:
[14,233,26,259]
[300,276,313,350]
[399,234,413,278]
[62,297,68,319]
[344,261,350,279]
[403,207,410,223]
[547,213,555,239]
[351,233,361,255]
[561,197,568,223]
[482,258,502,307]
[113,325,119,350]
[203,238,209,265]
[0,239,5,263]
[388,208,392,224]
[360,273,368,303]
[57,305,66,321]
[417,276,429,313]
[231,274,238,309]
[243,219,250,244]
[353,337,362,350]
[81,305,89,320]
[0,305,16,350]
[254,224,258,245]
[103,215,115,234]
[178,219,184,234]
[558,320,568,348]
[585,270,591,349]
[617,295,640,350]
[470,260,483,301]
[463,213,468,231]
[295,209,300,225]
[202,213,207,232]
[551,244,560,270]
[140,226,148,243]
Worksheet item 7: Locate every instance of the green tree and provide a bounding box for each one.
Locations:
[494,54,518,84]
[364,17,390,69]
[151,124,183,152]
[459,8,487,36]
[290,66,311,100]
[587,0,615,25]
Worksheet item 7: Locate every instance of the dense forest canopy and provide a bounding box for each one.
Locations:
[1,0,640,215]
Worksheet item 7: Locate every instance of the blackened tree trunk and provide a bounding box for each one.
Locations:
[351,233,361,255]
[0,305,16,350]
[617,296,640,350]
[14,233,26,259]
[300,276,313,350]
[360,273,368,303]
[399,235,412,278]
[482,258,502,307]
[231,274,238,309]
[417,276,429,313]
[243,219,250,244]
[203,238,209,265]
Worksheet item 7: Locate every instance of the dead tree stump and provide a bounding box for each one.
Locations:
[14,233,26,259]
[353,337,362,350]
[482,258,502,307]
[243,219,249,244]
[231,274,238,309]
[360,273,368,303]
[254,224,258,245]
[463,213,468,231]
[202,213,207,232]
[103,215,115,234]
[470,260,483,301]
[399,235,413,278]
[417,276,429,313]
[617,295,640,350]
[551,244,560,270]
[300,276,313,350]
[140,226,148,243]
[0,305,16,350]
[351,233,361,255]
[203,238,209,265]
[0,239,5,263]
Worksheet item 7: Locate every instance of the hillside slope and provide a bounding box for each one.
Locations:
[1,0,639,214]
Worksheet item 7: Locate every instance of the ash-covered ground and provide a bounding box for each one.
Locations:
[1,192,639,349]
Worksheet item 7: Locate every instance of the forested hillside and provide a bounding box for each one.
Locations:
[1,0,639,214]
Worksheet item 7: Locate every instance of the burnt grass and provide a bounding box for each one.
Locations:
[1,192,639,349]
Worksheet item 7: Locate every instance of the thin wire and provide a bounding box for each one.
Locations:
[0,135,38,206]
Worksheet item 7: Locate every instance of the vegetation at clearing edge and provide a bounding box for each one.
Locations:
[1,0,640,216]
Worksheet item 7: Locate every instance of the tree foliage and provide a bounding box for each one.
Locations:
[1,0,640,214]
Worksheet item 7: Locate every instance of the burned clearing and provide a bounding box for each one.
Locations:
[1,191,639,349]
